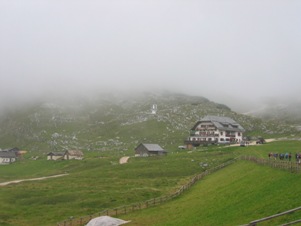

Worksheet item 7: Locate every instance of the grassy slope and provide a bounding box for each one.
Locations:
[0,140,301,225]
[0,147,235,226]
[123,160,301,226]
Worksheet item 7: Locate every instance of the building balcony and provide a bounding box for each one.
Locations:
[189,134,219,137]
[225,135,236,138]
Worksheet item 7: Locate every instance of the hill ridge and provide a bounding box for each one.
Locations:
[0,92,298,151]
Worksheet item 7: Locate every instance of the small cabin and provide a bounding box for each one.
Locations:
[135,143,167,157]
[63,150,84,160]
[47,150,84,160]
[0,151,17,165]
[47,152,65,160]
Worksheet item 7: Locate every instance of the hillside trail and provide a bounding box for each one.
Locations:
[229,138,276,147]
[119,156,130,164]
[0,174,68,186]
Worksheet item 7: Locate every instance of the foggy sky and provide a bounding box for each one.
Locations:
[1,0,301,112]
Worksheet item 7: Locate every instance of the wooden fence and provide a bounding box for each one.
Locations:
[240,156,301,225]
[57,156,301,226]
[242,206,301,226]
[57,158,237,226]
[240,156,301,173]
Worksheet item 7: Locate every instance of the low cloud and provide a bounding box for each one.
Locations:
[1,1,300,112]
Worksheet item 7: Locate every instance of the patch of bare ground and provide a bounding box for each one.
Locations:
[0,174,68,186]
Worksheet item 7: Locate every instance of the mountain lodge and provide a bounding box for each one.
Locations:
[185,115,245,148]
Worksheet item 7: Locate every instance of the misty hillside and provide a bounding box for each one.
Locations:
[0,92,298,152]
[245,102,301,128]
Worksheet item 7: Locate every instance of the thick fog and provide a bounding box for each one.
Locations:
[1,1,301,112]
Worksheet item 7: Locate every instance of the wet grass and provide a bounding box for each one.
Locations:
[0,140,301,225]
[123,160,301,226]
[0,146,234,225]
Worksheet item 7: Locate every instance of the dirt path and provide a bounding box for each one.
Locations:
[229,138,276,147]
[0,174,68,186]
[119,156,130,164]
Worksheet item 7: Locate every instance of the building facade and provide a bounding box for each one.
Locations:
[185,115,245,147]
[0,151,17,164]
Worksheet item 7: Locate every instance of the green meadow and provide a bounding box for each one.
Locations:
[0,140,301,225]
[123,160,301,226]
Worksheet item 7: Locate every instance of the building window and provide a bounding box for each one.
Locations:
[220,132,223,135]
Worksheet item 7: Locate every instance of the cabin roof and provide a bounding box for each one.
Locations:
[0,151,17,158]
[136,143,166,152]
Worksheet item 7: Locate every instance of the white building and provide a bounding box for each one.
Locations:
[185,115,245,147]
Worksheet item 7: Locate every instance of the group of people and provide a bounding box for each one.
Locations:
[268,152,293,161]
